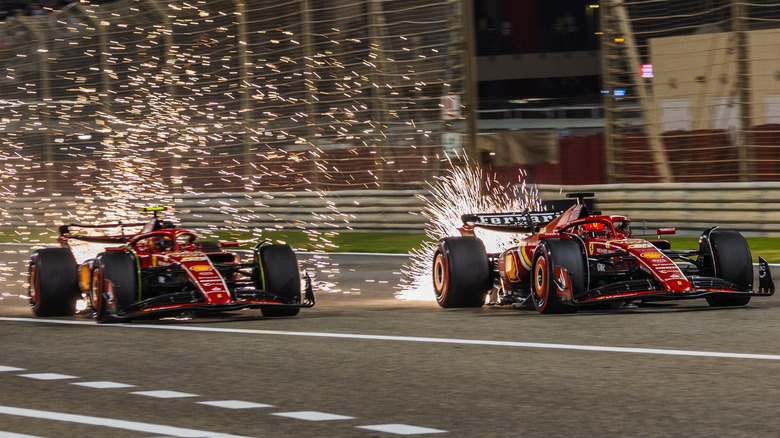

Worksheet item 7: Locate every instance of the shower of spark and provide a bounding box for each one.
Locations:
[396,158,541,301]
[0,0,467,297]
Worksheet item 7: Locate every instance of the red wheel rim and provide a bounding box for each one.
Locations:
[534,255,548,307]
[433,252,449,301]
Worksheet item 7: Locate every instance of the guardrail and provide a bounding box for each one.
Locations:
[538,183,780,237]
[0,190,428,233]
[3,183,780,236]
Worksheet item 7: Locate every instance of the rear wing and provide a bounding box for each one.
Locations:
[59,222,146,244]
[460,193,596,233]
[461,211,564,233]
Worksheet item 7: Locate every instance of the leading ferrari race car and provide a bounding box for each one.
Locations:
[433,193,775,313]
[28,207,314,323]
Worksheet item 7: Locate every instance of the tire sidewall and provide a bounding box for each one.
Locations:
[532,248,551,312]
[433,237,491,308]
[433,250,450,305]
[92,251,138,323]
[704,230,753,307]
[28,248,79,317]
[258,244,302,317]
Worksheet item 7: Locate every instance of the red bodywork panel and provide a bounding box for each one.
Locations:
[57,214,313,319]
[461,200,768,304]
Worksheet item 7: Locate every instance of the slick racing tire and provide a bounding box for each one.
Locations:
[433,237,491,308]
[92,251,138,324]
[258,244,302,317]
[703,230,752,307]
[531,239,584,314]
[28,248,79,317]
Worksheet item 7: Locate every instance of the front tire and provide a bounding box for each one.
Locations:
[433,237,492,308]
[92,251,138,323]
[257,244,302,317]
[28,248,79,317]
[703,230,752,307]
[532,239,584,314]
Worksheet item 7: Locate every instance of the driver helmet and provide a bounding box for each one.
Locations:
[151,235,174,252]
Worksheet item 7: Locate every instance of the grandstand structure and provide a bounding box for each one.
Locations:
[0,0,474,203]
[601,0,780,183]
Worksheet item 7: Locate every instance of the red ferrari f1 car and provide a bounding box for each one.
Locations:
[28,207,314,323]
[433,193,775,313]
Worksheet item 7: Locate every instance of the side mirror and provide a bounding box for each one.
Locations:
[220,241,240,248]
[656,227,676,236]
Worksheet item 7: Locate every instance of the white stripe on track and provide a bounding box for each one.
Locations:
[0,405,247,438]
[0,431,46,438]
[2,316,780,361]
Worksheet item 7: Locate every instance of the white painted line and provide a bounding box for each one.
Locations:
[198,400,273,409]
[71,381,136,389]
[357,424,447,435]
[0,405,247,437]
[18,373,76,381]
[3,316,780,361]
[131,390,198,399]
[0,366,25,372]
[272,411,354,421]
[0,431,45,438]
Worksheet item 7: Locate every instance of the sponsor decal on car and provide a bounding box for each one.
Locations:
[469,212,561,227]
[180,256,209,262]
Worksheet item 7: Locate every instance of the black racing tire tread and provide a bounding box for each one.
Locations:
[532,239,583,314]
[29,248,79,317]
[258,244,302,317]
[433,237,491,308]
[94,251,138,324]
[706,230,752,307]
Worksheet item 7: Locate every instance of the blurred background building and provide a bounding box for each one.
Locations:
[2,0,780,202]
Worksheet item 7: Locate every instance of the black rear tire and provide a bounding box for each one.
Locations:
[28,248,79,317]
[257,244,302,317]
[532,239,583,314]
[92,251,138,323]
[704,230,752,307]
[433,237,492,308]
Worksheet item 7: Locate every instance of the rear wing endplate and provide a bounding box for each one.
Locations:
[461,211,564,232]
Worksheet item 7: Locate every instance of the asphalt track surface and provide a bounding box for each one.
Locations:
[1,246,780,437]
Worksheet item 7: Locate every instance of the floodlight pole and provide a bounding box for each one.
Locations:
[368,0,393,187]
[145,0,182,189]
[72,3,111,113]
[234,1,255,183]
[732,0,753,181]
[600,1,617,183]
[19,17,54,194]
[612,0,671,182]
[462,0,479,163]
[300,0,322,189]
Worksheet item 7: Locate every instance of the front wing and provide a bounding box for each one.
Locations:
[562,258,775,306]
[110,275,315,320]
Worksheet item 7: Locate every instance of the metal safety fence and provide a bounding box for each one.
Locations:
[0,0,474,209]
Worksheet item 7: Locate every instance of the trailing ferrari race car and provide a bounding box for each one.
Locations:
[28,207,314,323]
[433,193,774,313]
